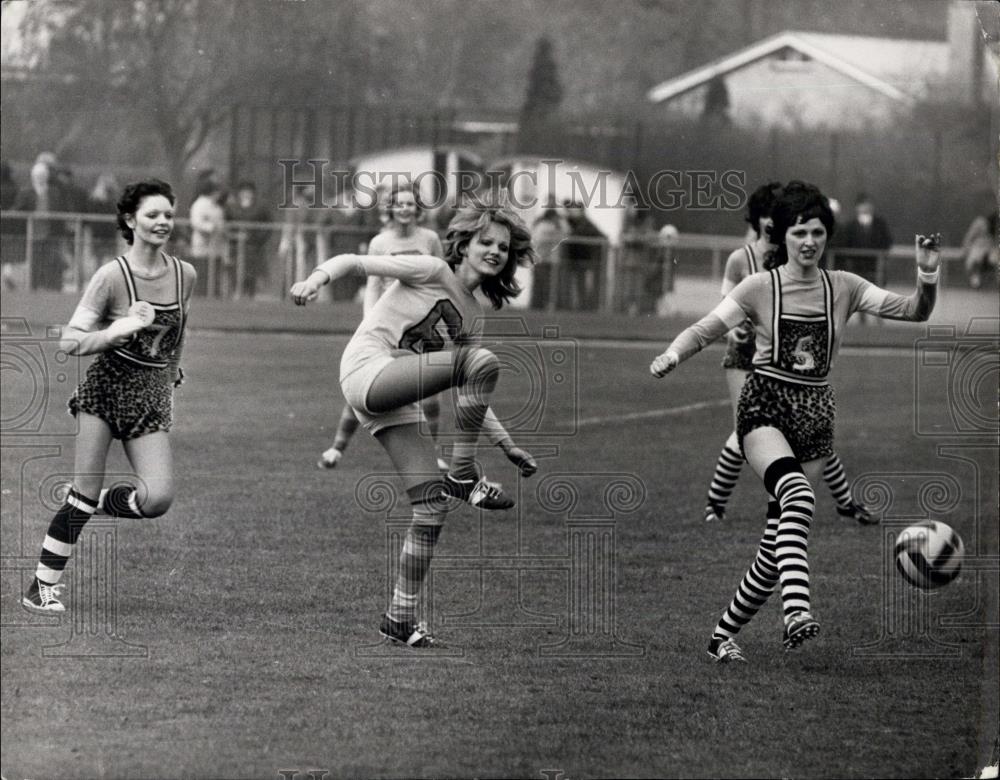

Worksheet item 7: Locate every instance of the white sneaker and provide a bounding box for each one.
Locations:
[317,447,343,469]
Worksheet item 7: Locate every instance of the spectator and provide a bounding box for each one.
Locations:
[560,199,605,310]
[961,195,999,289]
[1,161,21,290]
[278,183,328,299]
[85,172,121,278]
[0,160,18,210]
[835,193,892,284]
[620,207,658,315]
[12,156,67,290]
[189,179,228,296]
[227,180,273,298]
[530,206,567,310]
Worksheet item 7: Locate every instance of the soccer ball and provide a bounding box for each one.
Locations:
[894,521,965,590]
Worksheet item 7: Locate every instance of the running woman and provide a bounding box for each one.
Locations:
[651,181,940,662]
[291,200,538,647]
[22,179,196,614]
[703,181,873,525]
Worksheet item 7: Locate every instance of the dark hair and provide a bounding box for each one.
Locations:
[745,180,782,238]
[444,201,536,310]
[765,180,835,269]
[236,180,256,192]
[116,179,175,245]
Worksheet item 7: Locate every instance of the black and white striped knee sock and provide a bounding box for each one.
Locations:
[706,433,744,513]
[712,500,780,641]
[36,487,98,585]
[823,453,853,510]
[764,457,816,621]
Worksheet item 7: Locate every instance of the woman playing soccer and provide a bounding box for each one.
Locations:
[317,183,447,470]
[22,179,196,614]
[291,200,538,647]
[651,181,940,662]
[703,181,872,525]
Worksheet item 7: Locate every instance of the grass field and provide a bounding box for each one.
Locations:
[2,312,998,779]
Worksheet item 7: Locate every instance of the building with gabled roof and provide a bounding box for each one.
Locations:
[647,2,997,130]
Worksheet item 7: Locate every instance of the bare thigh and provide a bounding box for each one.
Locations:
[123,431,174,515]
[374,423,444,494]
[73,412,114,499]
[366,352,458,414]
[743,426,823,487]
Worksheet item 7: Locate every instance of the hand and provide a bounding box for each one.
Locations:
[504,446,538,477]
[290,279,320,305]
[650,350,678,378]
[729,321,753,345]
[105,315,146,347]
[915,233,942,273]
[128,301,156,327]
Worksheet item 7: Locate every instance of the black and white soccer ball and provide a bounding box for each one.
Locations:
[894,520,965,590]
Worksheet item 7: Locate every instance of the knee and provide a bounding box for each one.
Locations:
[462,347,500,382]
[763,456,813,501]
[139,491,174,518]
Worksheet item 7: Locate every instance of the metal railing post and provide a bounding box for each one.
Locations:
[72,216,84,292]
[24,214,34,290]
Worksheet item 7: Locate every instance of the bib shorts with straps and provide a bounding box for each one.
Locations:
[68,256,186,441]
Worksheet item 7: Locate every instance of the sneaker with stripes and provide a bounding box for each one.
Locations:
[379,613,435,648]
[21,578,66,614]
[783,611,820,650]
[707,637,747,663]
[445,472,514,510]
[837,500,877,525]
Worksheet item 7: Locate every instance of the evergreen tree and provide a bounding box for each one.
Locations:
[518,36,564,153]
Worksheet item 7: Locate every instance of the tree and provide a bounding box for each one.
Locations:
[16,0,375,189]
[518,35,564,154]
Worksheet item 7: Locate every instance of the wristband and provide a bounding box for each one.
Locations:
[917,268,940,285]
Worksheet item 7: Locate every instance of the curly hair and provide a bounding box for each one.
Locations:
[443,202,536,310]
[765,180,835,270]
[116,179,175,245]
[745,180,783,238]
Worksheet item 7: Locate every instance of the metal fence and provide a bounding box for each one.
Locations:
[0,211,969,313]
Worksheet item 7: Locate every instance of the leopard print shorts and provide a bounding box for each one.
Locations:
[737,371,835,463]
[68,353,173,441]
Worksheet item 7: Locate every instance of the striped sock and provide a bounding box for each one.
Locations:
[823,453,853,509]
[35,487,98,585]
[712,500,780,641]
[102,484,145,519]
[450,348,499,477]
[764,458,816,620]
[387,483,446,623]
[706,433,744,515]
[332,405,360,453]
